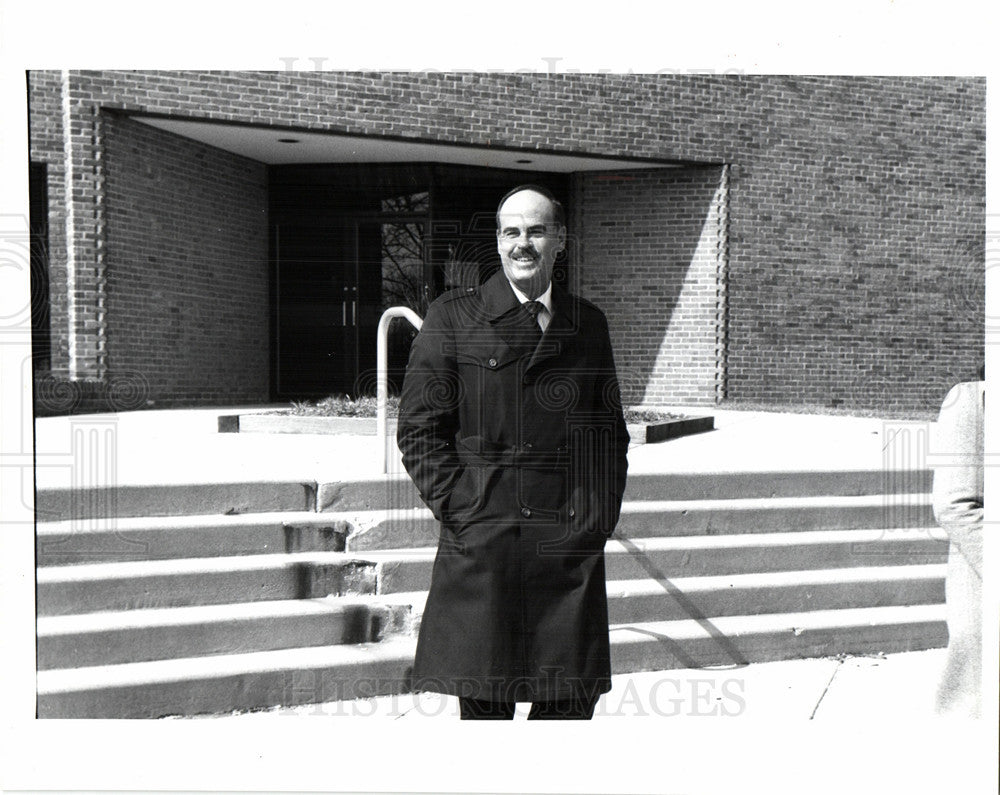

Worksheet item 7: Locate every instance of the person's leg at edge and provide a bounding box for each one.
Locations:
[459,697,516,720]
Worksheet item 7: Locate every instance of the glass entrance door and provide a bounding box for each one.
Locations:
[274,218,428,398]
[273,221,358,397]
[356,219,427,395]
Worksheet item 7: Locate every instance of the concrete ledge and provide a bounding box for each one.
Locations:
[225,413,714,445]
[219,414,397,436]
[628,415,715,444]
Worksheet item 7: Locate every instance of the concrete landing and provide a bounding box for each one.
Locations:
[32,404,933,490]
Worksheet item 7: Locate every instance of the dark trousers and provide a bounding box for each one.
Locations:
[459,696,598,720]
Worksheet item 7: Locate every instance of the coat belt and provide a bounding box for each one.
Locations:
[456,436,570,468]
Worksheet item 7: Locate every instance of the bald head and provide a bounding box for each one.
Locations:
[496,186,566,299]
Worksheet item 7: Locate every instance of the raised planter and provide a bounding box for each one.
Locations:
[218,414,387,435]
[627,415,715,444]
[221,412,714,444]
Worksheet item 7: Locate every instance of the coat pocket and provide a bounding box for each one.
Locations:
[442,465,486,525]
[568,486,621,540]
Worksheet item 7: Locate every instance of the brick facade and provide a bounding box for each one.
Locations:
[27,71,985,415]
[102,115,269,405]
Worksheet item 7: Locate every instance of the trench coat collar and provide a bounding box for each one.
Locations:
[481,268,573,327]
[478,268,580,373]
[481,268,525,320]
[479,269,543,358]
[525,280,575,372]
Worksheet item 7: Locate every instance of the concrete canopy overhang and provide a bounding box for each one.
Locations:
[131,115,685,171]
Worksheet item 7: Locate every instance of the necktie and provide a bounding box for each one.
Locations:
[523,300,544,330]
[521,300,544,347]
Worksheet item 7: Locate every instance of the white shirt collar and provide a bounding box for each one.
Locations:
[507,280,553,316]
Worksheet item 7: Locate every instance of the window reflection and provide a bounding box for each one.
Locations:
[380,191,429,214]
[379,222,425,312]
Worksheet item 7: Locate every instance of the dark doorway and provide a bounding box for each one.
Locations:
[29,162,51,371]
[273,220,357,396]
[269,163,568,401]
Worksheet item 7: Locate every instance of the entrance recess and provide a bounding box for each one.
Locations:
[270,164,568,400]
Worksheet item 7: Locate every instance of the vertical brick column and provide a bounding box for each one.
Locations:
[714,164,731,405]
[63,71,105,381]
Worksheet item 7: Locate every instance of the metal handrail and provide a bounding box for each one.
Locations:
[377,306,423,473]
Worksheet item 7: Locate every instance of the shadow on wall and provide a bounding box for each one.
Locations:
[575,167,727,407]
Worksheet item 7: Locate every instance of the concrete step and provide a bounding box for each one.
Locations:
[35,481,318,523]
[36,512,353,565]
[616,495,934,539]
[620,469,933,501]
[318,469,934,511]
[35,469,932,524]
[36,636,419,719]
[35,559,943,672]
[609,604,947,673]
[37,495,938,567]
[36,596,415,669]
[607,527,947,577]
[36,552,378,617]
[35,604,946,718]
[604,564,945,624]
[342,495,935,550]
[369,528,948,594]
[373,564,944,630]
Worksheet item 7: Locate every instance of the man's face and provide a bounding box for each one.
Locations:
[496,190,566,299]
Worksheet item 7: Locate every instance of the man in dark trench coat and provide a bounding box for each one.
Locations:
[397,185,629,720]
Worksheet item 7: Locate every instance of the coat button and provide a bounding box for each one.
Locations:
[521,507,532,518]
[523,442,533,450]
[488,358,498,368]
[568,507,576,518]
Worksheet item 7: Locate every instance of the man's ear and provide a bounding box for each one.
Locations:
[557,225,567,252]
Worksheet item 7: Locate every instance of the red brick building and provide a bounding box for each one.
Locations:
[27,71,985,416]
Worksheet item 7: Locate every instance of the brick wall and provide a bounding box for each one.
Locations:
[724,78,984,414]
[27,71,984,415]
[101,115,269,406]
[576,168,727,407]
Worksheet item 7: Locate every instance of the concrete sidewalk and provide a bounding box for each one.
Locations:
[210,648,948,720]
